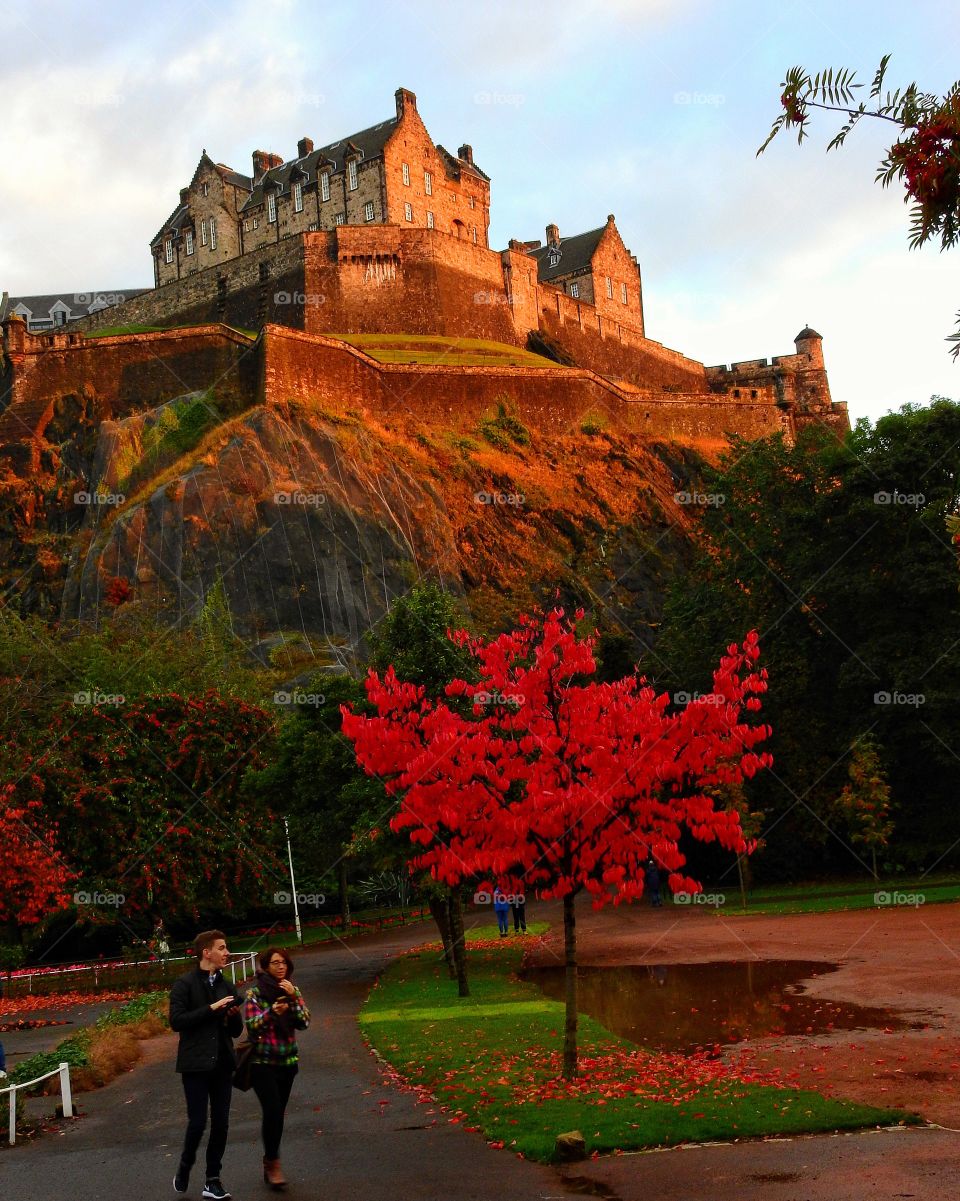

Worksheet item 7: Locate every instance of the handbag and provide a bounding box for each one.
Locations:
[232,1039,255,1091]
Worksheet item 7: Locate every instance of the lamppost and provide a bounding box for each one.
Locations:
[283,816,303,944]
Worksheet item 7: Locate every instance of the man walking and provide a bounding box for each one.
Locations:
[169,930,243,1199]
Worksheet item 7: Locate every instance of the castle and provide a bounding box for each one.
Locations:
[1,85,848,468]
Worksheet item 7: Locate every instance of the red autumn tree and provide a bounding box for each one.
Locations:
[342,608,772,1077]
[0,778,74,937]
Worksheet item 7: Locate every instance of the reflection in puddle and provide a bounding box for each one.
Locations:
[522,960,922,1052]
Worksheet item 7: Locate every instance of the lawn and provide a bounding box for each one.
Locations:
[360,933,914,1162]
[328,332,567,369]
[720,876,960,916]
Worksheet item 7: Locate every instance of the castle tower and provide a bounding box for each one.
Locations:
[794,326,824,370]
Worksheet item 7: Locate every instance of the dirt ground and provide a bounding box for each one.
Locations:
[524,896,960,1128]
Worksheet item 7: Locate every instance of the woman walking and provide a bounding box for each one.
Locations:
[243,948,310,1190]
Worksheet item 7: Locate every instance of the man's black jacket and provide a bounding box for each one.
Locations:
[169,967,243,1073]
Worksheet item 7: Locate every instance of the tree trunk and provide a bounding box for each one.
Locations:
[563,892,578,1079]
[429,896,457,978]
[339,860,351,929]
[872,846,878,881]
[736,853,747,910]
[448,885,470,997]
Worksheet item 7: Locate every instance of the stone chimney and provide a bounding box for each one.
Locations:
[606,213,616,226]
[297,136,314,158]
[546,223,560,247]
[179,187,190,204]
[458,143,473,165]
[252,150,284,181]
[395,87,417,119]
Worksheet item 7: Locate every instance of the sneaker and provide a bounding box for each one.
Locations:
[173,1165,190,1194]
[202,1182,231,1200]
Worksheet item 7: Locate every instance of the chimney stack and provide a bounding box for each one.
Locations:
[546,223,560,247]
[252,150,284,181]
[179,187,190,204]
[297,136,314,158]
[458,143,473,165]
[395,87,417,119]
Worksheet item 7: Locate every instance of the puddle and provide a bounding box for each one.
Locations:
[522,960,923,1052]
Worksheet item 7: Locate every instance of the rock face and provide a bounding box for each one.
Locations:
[0,379,698,659]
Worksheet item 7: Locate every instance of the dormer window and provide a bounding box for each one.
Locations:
[402,162,410,186]
[53,309,67,327]
[165,238,173,263]
[268,192,277,222]
[347,160,358,190]
[424,170,433,195]
[320,171,330,202]
[293,180,303,212]
[186,229,195,255]
[549,252,560,267]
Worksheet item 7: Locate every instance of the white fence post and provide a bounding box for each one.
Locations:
[7,1087,14,1146]
[59,1062,73,1118]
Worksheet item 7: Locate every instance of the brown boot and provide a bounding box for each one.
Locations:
[263,1158,287,1190]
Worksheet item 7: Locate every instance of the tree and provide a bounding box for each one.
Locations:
[343,607,772,1077]
[0,778,74,941]
[834,736,894,880]
[759,56,960,356]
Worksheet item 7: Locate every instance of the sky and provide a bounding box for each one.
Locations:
[1,0,957,424]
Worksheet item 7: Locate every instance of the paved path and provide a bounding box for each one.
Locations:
[3,908,957,1201]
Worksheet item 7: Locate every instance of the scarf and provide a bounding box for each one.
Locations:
[255,969,297,1039]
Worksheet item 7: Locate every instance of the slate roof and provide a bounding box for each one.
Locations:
[7,290,148,328]
[240,116,400,212]
[527,226,606,282]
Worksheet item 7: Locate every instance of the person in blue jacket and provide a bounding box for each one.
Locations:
[492,888,511,936]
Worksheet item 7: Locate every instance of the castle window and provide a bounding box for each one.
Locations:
[751,389,758,398]
[733,389,741,398]
[363,201,375,222]
[165,238,173,263]
[469,195,476,209]
[210,217,217,249]
[402,162,410,186]
[202,182,209,197]
[186,229,194,255]
[472,226,477,243]
[201,219,208,246]
[549,252,560,267]
[347,160,358,190]
[426,210,434,228]
[53,309,67,327]
[308,221,318,231]
[335,212,345,225]
[605,276,613,299]
[620,282,627,304]
[570,282,579,298]
[268,192,277,223]
[404,202,413,222]
[293,181,303,212]
[253,217,259,229]
[424,170,433,195]
[320,172,330,202]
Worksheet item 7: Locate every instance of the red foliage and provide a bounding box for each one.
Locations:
[0,780,74,928]
[342,607,772,906]
[104,576,133,606]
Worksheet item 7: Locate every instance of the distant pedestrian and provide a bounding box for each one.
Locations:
[169,930,243,1200]
[243,948,310,1191]
[645,857,662,907]
[0,1037,6,1079]
[493,889,511,936]
[510,887,527,934]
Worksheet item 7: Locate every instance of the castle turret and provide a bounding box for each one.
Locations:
[794,325,824,370]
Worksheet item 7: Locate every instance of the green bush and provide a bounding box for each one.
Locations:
[479,400,530,450]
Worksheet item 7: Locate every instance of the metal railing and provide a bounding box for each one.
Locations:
[5,950,259,1000]
[1,1062,73,1145]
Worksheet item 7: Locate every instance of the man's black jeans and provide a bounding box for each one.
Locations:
[250,1063,299,1160]
[180,1067,233,1179]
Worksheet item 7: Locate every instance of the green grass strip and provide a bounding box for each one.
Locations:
[360,939,916,1162]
